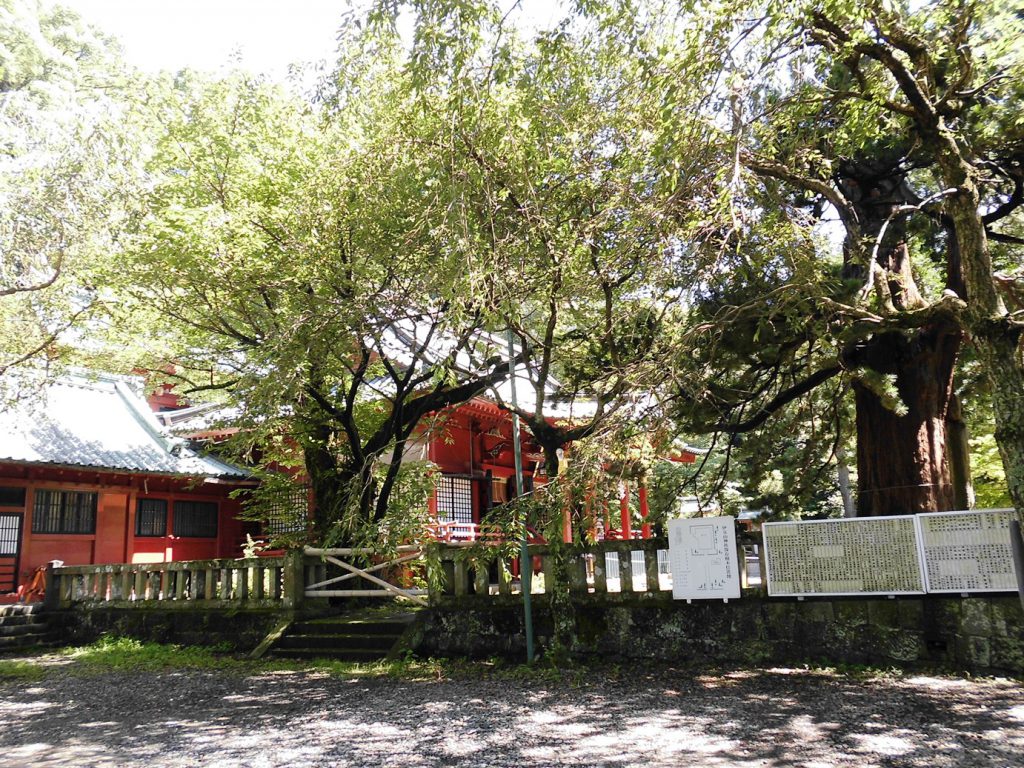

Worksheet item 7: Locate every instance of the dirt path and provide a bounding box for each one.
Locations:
[1,661,1021,767]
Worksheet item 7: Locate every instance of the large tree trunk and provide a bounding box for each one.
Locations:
[838,160,962,516]
[946,392,974,510]
[851,327,960,515]
[973,329,1024,511]
[304,440,376,545]
[304,436,341,543]
[934,142,1024,512]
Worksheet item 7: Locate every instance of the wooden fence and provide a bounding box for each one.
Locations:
[44,554,300,610]
[304,546,428,606]
[44,547,430,610]
[430,534,765,603]
[42,533,764,609]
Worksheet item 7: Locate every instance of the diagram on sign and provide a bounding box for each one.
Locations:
[667,517,740,601]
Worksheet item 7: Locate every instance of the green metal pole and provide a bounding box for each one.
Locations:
[508,328,535,663]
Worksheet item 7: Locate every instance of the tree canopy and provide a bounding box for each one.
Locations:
[614,0,1024,515]
[0,0,140,391]
[4,0,1022,544]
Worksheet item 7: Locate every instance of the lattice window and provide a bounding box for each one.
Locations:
[172,500,218,538]
[135,499,168,537]
[32,490,97,535]
[436,475,473,524]
[262,486,310,535]
[0,514,20,556]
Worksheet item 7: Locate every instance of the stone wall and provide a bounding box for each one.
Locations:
[50,605,292,651]
[417,594,1024,674]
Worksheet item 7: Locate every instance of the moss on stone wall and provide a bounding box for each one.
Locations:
[416,594,1024,675]
[50,607,291,652]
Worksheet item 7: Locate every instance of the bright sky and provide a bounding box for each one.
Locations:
[59,1,348,79]
[58,1,566,81]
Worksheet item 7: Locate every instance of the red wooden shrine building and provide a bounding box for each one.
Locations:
[0,372,696,598]
[415,394,697,543]
[0,375,255,599]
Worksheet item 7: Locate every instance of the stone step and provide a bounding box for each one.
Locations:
[265,610,418,662]
[0,603,43,618]
[0,631,58,652]
[0,614,46,627]
[290,619,411,637]
[0,622,51,638]
[276,633,400,651]
[271,646,390,662]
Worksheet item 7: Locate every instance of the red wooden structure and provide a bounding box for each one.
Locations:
[0,375,254,601]
[422,397,697,544]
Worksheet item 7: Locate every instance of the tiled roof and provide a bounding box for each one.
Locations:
[0,374,248,479]
[154,401,241,436]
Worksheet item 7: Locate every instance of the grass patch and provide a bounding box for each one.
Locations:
[3,642,996,687]
[51,637,468,682]
[293,653,601,685]
[0,658,46,682]
[61,636,240,673]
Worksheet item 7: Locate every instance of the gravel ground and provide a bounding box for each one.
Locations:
[1,660,1022,768]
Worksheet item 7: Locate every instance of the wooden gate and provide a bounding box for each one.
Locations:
[0,513,23,593]
[304,546,428,607]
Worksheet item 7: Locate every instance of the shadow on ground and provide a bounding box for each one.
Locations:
[1,661,1021,767]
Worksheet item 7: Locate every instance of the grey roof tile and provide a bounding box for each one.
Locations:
[0,374,248,479]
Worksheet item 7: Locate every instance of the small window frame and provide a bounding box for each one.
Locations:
[31,489,97,535]
[135,498,168,537]
[0,486,26,508]
[172,500,218,539]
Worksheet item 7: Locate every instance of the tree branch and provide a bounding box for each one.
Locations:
[711,364,843,434]
[742,151,862,242]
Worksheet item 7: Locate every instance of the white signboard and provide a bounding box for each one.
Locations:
[916,508,1022,593]
[763,516,925,597]
[667,516,740,601]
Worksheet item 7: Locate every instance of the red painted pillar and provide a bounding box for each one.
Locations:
[586,491,597,541]
[427,488,438,525]
[561,476,572,543]
[639,484,651,539]
[559,448,572,544]
[620,482,632,540]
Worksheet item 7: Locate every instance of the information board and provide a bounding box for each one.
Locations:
[667,517,740,601]
[763,516,925,597]
[916,508,1022,593]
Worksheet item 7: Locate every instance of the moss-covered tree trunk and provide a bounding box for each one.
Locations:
[974,332,1024,510]
[304,438,376,545]
[933,131,1024,512]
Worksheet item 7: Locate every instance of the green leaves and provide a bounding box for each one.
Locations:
[0,1,142,386]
